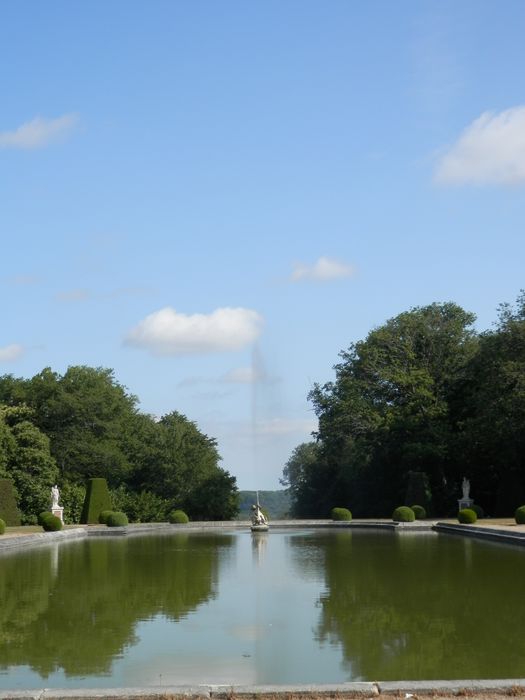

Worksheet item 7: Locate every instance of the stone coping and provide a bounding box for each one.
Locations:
[3,518,525,553]
[2,679,525,700]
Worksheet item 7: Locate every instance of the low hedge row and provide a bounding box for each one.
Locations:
[98,510,128,527]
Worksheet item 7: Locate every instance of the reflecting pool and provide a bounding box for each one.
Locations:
[1,529,524,688]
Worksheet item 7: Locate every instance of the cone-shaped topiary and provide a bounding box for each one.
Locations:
[107,511,128,527]
[80,478,112,524]
[515,506,525,524]
[0,518,5,535]
[169,509,189,524]
[411,505,426,520]
[393,506,415,522]
[331,507,352,521]
[42,514,62,531]
[458,508,477,524]
[0,478,21,526]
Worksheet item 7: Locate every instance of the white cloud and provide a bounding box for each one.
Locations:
[0,344,24,362]
[434,106,525,185]
[0,113,79,150]
[125,306,263,356]
[290,256,355,282]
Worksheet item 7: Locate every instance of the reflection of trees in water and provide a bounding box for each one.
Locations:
[0,533,234,678]
[291,532,525,680]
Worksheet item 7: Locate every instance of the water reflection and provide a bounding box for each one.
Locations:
[288,531,525,680]
[0,533,233,679]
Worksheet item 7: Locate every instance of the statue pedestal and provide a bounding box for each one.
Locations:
[52,506,64,524]
[458,498,474,511]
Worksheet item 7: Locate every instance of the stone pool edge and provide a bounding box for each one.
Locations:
[2,679,525,700]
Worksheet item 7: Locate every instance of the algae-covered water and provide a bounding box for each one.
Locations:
[1,529,524,688]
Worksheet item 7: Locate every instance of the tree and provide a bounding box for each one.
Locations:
[297,303,478,517]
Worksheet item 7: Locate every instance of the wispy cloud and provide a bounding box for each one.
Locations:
[55,289,91,302]
[434,106,525,186]
[0,344,24,362]
[4,274,41,286]
[0,113,79,150]
[125,306,263,356]
[290,256,355,282]
[54,286,153,303]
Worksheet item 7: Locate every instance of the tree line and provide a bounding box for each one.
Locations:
[0,366,239,523]
[282,293,525,518]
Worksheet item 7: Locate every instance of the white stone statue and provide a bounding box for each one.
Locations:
[251,503,268,527]
[51,484,60,509]
[461,477,470,500]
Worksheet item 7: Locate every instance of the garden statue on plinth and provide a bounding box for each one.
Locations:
[50,484,64,524]
[251,493,269,532]
[458,477,474,511]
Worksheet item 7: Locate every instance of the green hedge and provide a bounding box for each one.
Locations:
[169,509,189,524]
[107,511,128,527]
[42,514,63,531]
[392,506,415,522]
[0,518,5,535]
[0,478,21,526]
[98,510,114,525]
[458,508,477,524]
[80,478,112,524]
[471,504,485,519]
[411,505,426,520]
[515,506,525,525]
[331,507,352,521]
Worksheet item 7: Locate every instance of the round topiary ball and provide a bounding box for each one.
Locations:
[515,506,525,525]
[392,506,416,522]
[331,507,352,521]
[411,505,426,520]
[458,508,477,524]
[107,511,128,527]
[471,504,485,519]
[169,509,189,524]
[38,511,53,526]
[42,514,63,531]
[99,510,114,525]
[0,518,6,535]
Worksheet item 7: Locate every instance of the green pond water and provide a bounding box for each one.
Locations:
[0,529,524,688]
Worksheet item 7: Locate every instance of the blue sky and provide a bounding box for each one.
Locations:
[1,1,525,489]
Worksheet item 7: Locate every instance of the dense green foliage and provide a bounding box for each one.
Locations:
[81,478,112,524]
[392,506,415,522]
[411,505,426,519]
[169,509,189,523]
[38,511,53,526]
[106,511,128,527]
[331,507,352,521]
[0,478,21,526]
[0,365,239,524]
[41,513,63,531]
[471,504,485,519]
[458,508,477,524]
[237,490,291,519]
[98,510,114,525]
[515,506,525,525]
[0,517,5,534]
[282,294,525,518]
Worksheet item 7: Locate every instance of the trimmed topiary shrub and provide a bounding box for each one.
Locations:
[38,511,52,526]
[42,514,63,531]
[98,510,114,525]
[331,507,352,521]
[458,508,477,524]
[106,511,128,527]
[393,506,415,522]
[515,506,525,525]
[0,518,5,535]
[411,505,426,520]
[0,478,21,526]
[80,478,112,524]
[169,509,189,524]
[471,504,485,519]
